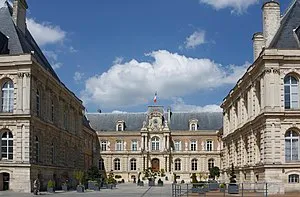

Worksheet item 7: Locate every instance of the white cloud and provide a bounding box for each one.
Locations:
[185,30,206,49]
[27,18,66,46]
[113,57,124,65]
[43,50,58,61]
[73,71,85,82]
[81,50,247,107]
[52,62,62,70]
[171,97,222,112]
[69,46,78,53]
[200,0,258,14]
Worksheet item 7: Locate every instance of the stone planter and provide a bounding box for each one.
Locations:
[88,181,98,190]
[148,180,155,186]
[62,185,68,192]
[192,187,199,193]
[107,184,113,189]
[228,183,239,194]
[209,183,219,191]
[138,181,144,186]
[157,182,163,187]
[77,185,85,193]
[47,187,55,193]
[220,187,226,192]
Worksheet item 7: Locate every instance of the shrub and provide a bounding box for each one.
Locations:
[191,173,198,184]
[87,166,101,181]
[115,175,122,179]
[220,183,225,188]
[74,170,85,185]
[47,180,55,188]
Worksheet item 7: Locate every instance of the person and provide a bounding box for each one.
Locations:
[33,178,40,195]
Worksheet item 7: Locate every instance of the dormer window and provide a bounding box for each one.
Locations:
[189,119,198,131]
[116,120,125,131]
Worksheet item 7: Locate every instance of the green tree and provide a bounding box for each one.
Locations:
[87,166,101,181]
[209,166,220,180]
[229,163,237,183]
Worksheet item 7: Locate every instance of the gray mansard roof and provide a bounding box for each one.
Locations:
[269,0,300,49]
[86,112,223,132]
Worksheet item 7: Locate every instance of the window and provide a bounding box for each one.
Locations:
[36,89,40,116]
[50,142,54,164]
[51,99,54,122]
[151,136,160,151]
[208,159,214,170]
[175,158,181,171]
[130,158,137,171]
[114,158,120,171]
[116,140,123,151]
[63,106,68,129]
[206,140,213,151]
[284,75,299,109]
[174,141,181,151]
[35,136,39,163]
[131,140,137,151]
[101,141,107,151]
[191,159,197,171]
[285,131,299,162]
[288,174,299,183]
[117,124,122,131]
[191,124,196,131]
[1,131,13,160]
[1,80,14,112]
[99,159,104,170]
[190,140,197,151]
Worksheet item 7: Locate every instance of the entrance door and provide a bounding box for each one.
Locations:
[151,158,160,172]
[2,173,9,191]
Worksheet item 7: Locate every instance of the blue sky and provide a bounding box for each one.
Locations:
[22,0,292,113]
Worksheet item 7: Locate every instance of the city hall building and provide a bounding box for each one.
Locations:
[221,0,300,193]
[87,106,222,182]
[0,0,99,192]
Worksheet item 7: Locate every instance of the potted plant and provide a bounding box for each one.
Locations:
[219,183,226,192]
[106,171,116,189]
[143,168,156,186]
[74,170,85,193]
[47,180,55,193]
[157,178,163,186]
[228,164,239,194]
[87,166,101,191]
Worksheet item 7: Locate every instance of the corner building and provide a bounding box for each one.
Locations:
[87,106,222,182]
[0,0,99,192]
[221,0,300,193]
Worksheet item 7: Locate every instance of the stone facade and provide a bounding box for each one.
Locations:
[0,1,99,193]
[89,106,222,183]
[221,0,300,194]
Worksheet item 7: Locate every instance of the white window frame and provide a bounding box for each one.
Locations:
[206,140,213,151]
[1,80,14,113]
[174,158,181,171]
[131,140,137,151]
[114,158,121,171]
[101,140,107,151]
[191,159,197,171]
[116,140,123,151]
[1,131,13,160]
[285,130,299,162]
[190,140,197,151]
[284,75,299,109]
[174,141,181,151]
[288,174,299,183]
[151,136,160,151]
[130,158,137,171]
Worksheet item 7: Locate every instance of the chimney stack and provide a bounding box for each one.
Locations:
[12,0,28,34]
[262,0,280,47]
[252,32,264,61]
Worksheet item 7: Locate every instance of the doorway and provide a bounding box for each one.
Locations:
[0,173,10,191]
[151,158,160,172]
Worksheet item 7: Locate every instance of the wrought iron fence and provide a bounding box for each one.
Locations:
[172,182,271,197]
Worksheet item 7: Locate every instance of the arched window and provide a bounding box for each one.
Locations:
[288,174,299,183]
[191,158,197,171]
[130,158,137,171]
[175,158,181,171]
[284,75,299,109]
[191,124,196,131]
[285,130,299,162]
[1,131,13,160]
[151,136,160,151]
[117,124,122,131]
[99,159,104,170]
[114,158,120,171]
[208,158,215,170]
[35,136,39,163]
[1,80,14,112]
[36,89,40,116]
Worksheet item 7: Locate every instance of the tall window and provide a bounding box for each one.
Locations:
[50,142,54,164]
[1,80,14,112]
[284,75,299,109]
[35,136,39,163]
[130,158,137,171]
[206,140,213,151]
[131,140,137,151]
[117,124,122,131]
[288,174,299,183]
[191,124,196,131]
[175,158,181,171]
[36,89,40,116]
[191,159,197,171]
[51,99,54,122]
[174,141,181,151]
[101,141,107,151]
[99,159,104,170]
[114,158,120,171]
[190,140,197,151]
[63,106,68,129]
[116,140,123,151]
[208,159,214,170]
[285,130,299,162]
[151,137,160,151]
[1,131,13,160]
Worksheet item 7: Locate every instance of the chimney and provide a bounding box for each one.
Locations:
[167,107,171,126]
[252,32,264,61]
[12,0,28,34]
[262,0,280,47]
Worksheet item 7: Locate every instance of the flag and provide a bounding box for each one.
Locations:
[154,92,157,103]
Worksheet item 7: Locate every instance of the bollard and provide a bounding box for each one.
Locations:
[265,183,268,197]
[187,183,189,197]
[242,183,244,197]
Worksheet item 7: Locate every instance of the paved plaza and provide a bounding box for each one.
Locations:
[0,183,172,197]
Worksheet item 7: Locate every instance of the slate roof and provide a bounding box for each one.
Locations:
[269,0,300,49]
[86,112,223,132]
[0,1,59,80]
